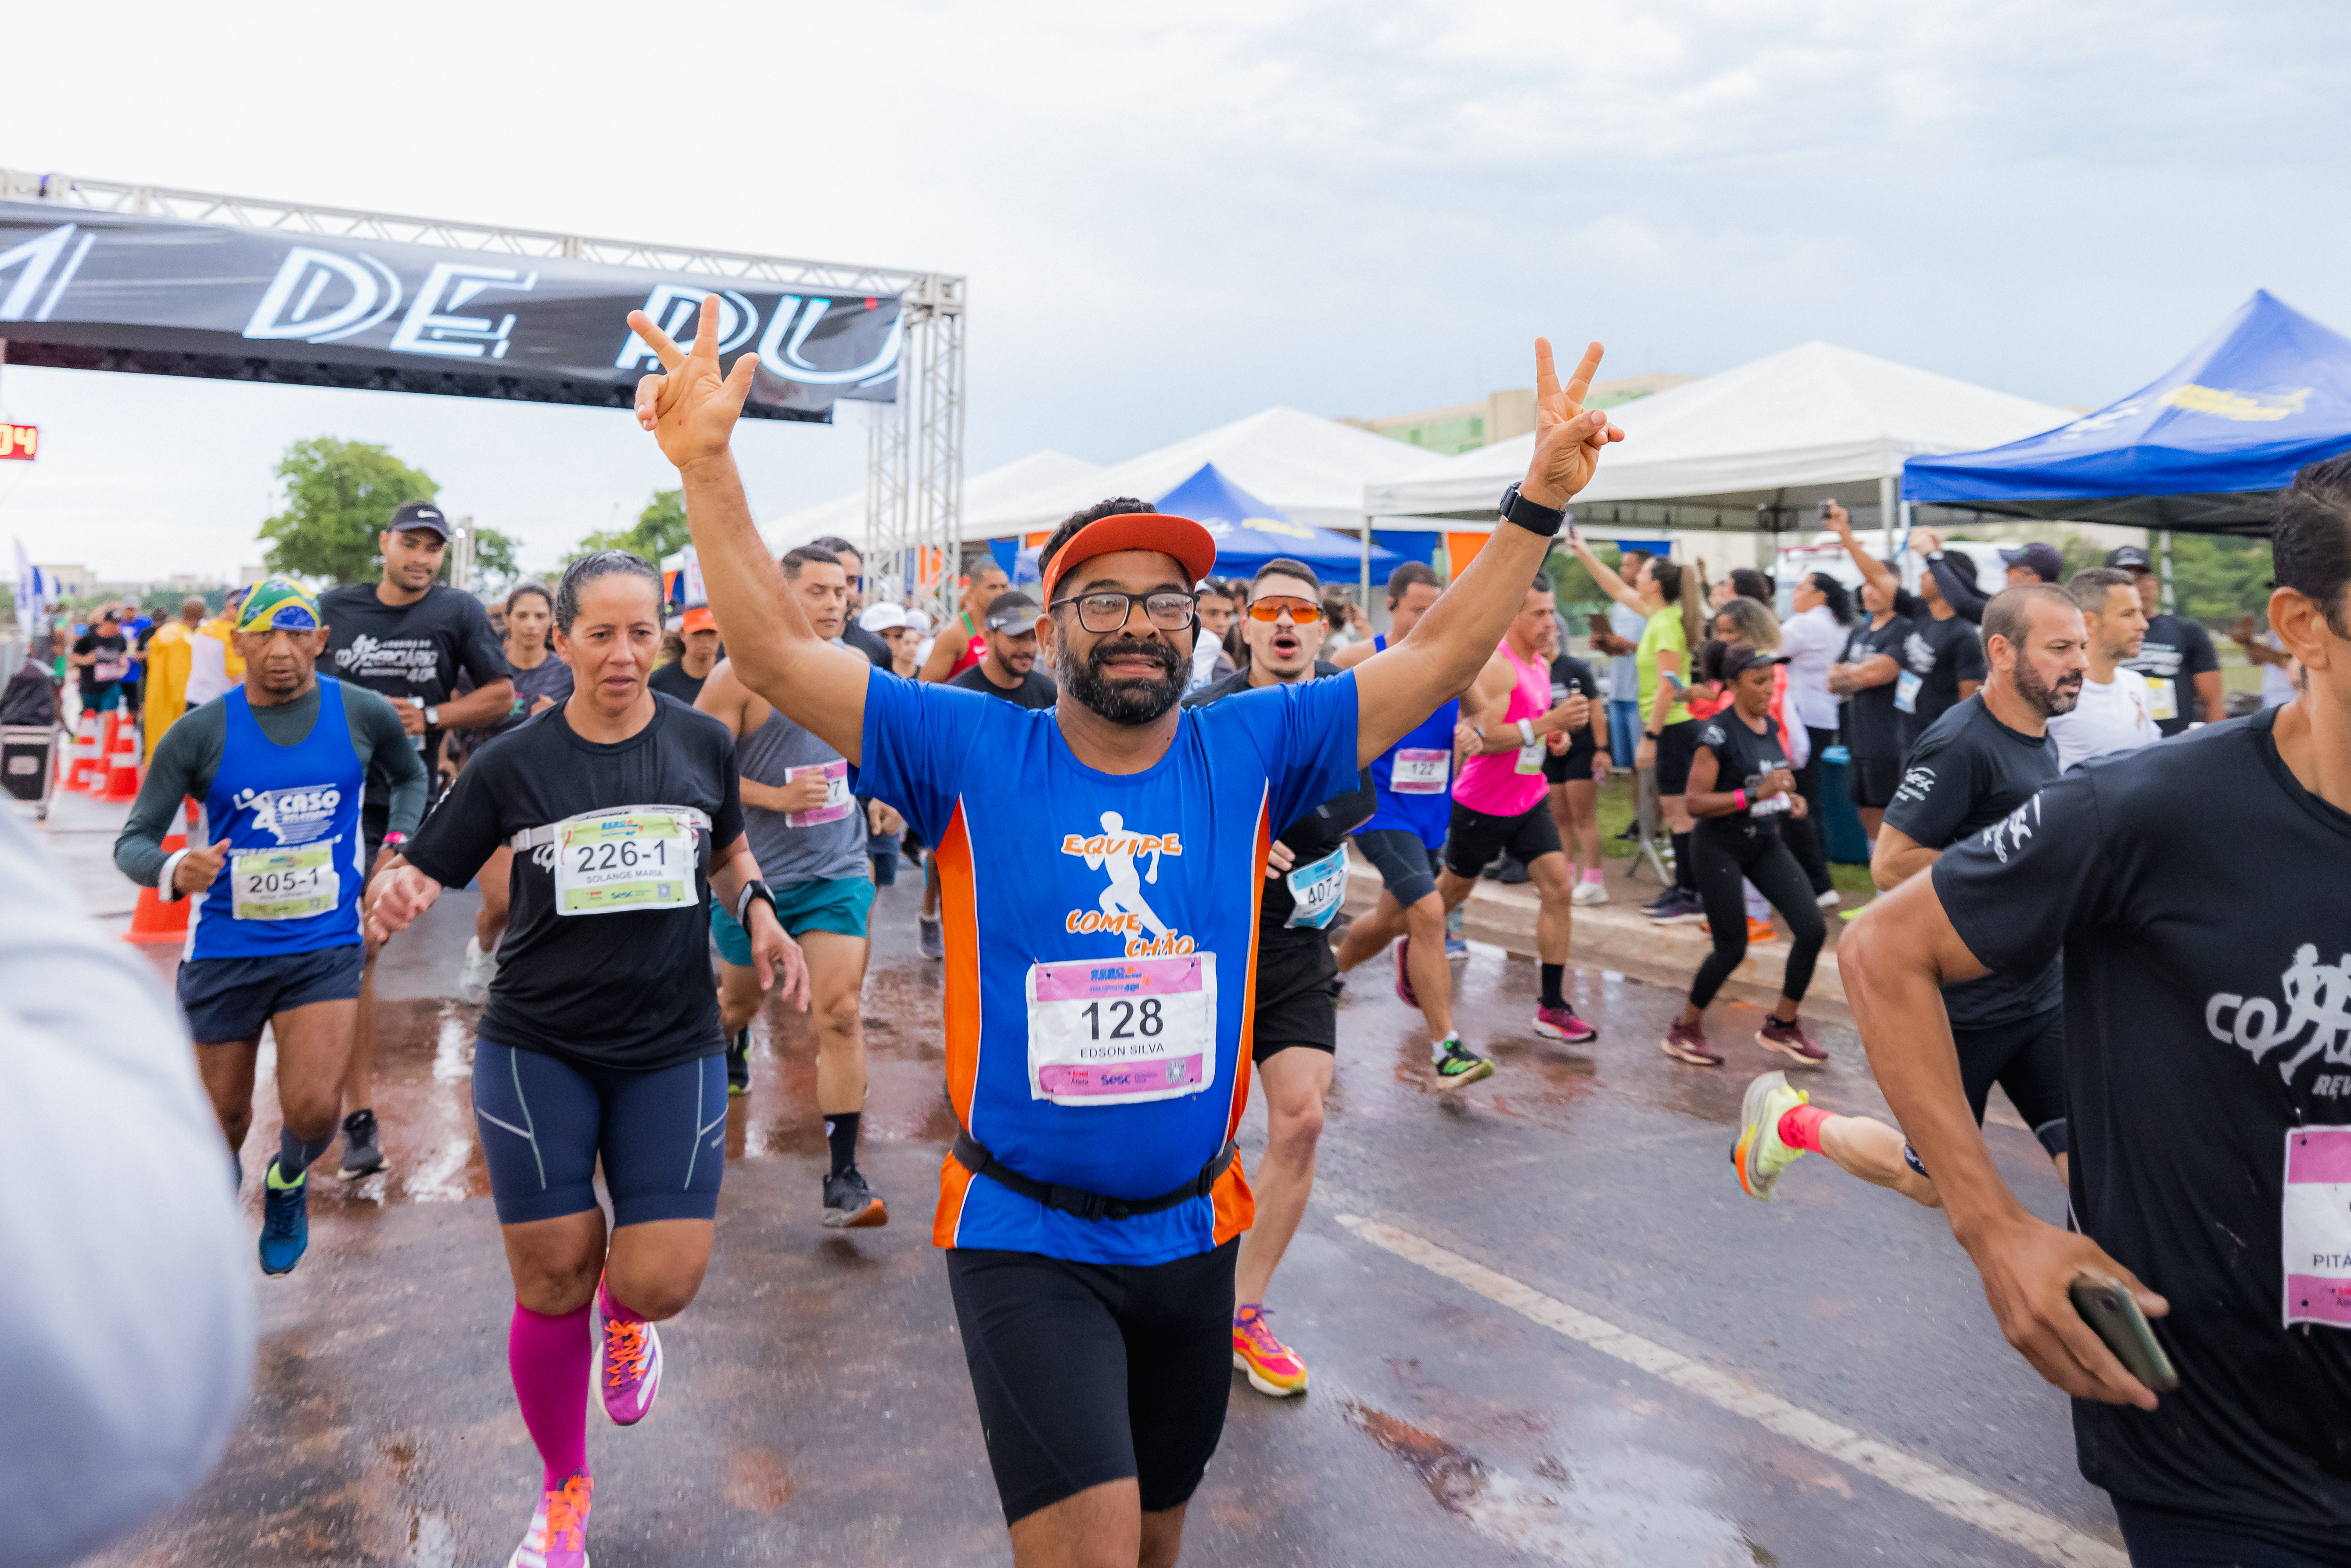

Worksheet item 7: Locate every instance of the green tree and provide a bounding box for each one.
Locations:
[257,438,439,584]
[568,489,689,564]
[470,526,522,594]
[2167,533,2272,628]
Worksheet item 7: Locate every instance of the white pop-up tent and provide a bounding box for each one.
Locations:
[1365,343,2077,541]
[966,406,1448,541]
[764,450,1102,554]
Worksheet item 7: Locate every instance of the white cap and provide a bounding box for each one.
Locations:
[903,606,934,635]
[859,603,910,634]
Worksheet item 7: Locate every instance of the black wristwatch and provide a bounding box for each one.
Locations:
[1498,483,1566,538]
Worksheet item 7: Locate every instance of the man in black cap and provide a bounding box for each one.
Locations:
[948,591,1058,710]
[320,499,513,1177]
[1910,531,2063,625]
[2106,543,2222,734]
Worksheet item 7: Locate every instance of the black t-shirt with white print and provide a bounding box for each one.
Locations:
[320,583,510,798]
[1882,694,2061,1027]
[402,695,744,1071]
[2122,612,2221,737]
[1694,707,1794,838]
[1932,708,2351,1549]
[1839,613,1915,763]
[1890,589,1988,748]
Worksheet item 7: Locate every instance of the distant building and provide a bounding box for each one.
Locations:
[37,563,95,598]
[1341,374,1700,455]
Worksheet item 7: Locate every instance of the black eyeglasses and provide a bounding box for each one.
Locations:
[1047,592,1197,634]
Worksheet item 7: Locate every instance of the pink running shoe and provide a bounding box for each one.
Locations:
[1661,1019,1724,1066]
[508,1472,592,1568]
[1758,1017,1829,1068]
[597,1295,663,1427]
[1392,936,1419,1008]
[1232,1306,1310,1396]
[1533,1003,1598,1044]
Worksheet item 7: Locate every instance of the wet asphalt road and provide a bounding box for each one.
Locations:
[70,829,2119,1567]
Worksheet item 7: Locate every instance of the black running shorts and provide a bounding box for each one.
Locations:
[1442,798,1563,879]
[946,1239,1238,1525]
[1251,934,1338,1062]
[177,944,365,1045]
[1354,828,1440,908]
[1653,718,1703,796]
[1848,756,1903,810]
[472,1039,726,1227]
[1903,1005,2068,1176]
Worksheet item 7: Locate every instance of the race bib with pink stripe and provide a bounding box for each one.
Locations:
[2283,1126,2351,1329]
[1025,952,1218,1107]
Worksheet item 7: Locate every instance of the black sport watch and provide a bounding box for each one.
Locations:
[1498,483,1566,538]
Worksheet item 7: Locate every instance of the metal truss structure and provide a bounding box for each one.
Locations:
[1,169,967,585]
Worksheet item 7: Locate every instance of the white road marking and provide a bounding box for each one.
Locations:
[1335,1212,2127,1568]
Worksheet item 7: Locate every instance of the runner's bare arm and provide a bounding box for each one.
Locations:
[1353,339,1622,765]
[1329,636,1379,670]
[631,294,871,762]
[1824,504,1900,605]
[708,834,811,1011]
[1839,871,2167,1410]
[435,679,516,731]
[1868,823,1939,891]
[693,657,767,740]
[1828,652,1899,694]
[1563,535,1646,615]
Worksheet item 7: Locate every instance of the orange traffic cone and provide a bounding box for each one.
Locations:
[101,715,143,801]
[83,710,120,795]
[65,709,102,791]
[124,824,193,945]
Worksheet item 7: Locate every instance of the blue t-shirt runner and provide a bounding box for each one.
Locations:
[628,296,1622,1554]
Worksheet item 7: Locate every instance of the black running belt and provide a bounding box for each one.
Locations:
[951,1128,1238,1223]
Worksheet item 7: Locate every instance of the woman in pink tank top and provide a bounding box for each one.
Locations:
[1455,636,1552,818]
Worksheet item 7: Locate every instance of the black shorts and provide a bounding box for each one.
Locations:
[946,1239,1238,1525]
[1904,1005,2068,1175]
[362,796,390,871]
[1442,798,1562,879]
[1653,718,1702,795]
[2113,1500,2344,1568]
[1251,935,1337,1062]
[177,944,365,1044]
[1848,756,1902,810]
[1354,828,1440,908]
[1542,745,1597,784]
[471,1039,726,1227]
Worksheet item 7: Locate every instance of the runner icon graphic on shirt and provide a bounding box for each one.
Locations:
[1059,813,1188,951]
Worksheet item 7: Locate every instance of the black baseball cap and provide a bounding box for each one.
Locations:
[984,591,1041,632]
[1998,541,2065,582]
[1721,645,1789,681]
[388,501,451,539]
[2105,545,2153,572]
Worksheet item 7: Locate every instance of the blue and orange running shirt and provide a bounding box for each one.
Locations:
[855,667,1360,1265]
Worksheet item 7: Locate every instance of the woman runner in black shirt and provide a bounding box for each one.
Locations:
[366,552,808,1568]
[1661,646,1829,1069]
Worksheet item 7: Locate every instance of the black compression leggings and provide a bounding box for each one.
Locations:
[1688,823,1827,1011]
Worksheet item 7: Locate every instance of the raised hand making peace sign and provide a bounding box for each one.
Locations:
[630,294,758,473]
[1520,338,1625,510]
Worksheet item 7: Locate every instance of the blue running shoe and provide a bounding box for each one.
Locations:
[259,1159,309,1277]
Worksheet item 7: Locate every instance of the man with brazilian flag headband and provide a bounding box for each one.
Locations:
[114,576,427,1277]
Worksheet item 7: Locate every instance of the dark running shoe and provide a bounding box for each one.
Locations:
[726,1029,751,1096]
[1757,1017,1829,1069]
[259,1160,309,1276]
[823,1167,890,1229]
[1432,1036,1495,1090]
[1661,1019,1724,1066]
[337,1108,386,1180]
[1533,1003,1598,1044]
[1392,936,1420,1008]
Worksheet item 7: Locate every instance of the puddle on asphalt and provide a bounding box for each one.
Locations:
[1343,1399,1766,1566]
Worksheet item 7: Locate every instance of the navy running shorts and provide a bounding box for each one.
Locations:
[471,1039,726,1227]
[1354,827,1441,908]
[947,1239,1238,1525]
[177,944,365,1045]
[1903,1005,2068,1177]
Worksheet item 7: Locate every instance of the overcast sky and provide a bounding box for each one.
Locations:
[7,0,2347,581]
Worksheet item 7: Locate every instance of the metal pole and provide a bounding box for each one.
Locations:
[1878,474,1898,558]
[2159,529,2175,613]
[1359,520,1371,614]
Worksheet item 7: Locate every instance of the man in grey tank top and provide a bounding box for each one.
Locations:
[696,547,888,1228]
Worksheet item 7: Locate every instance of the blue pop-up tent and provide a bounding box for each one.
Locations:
[1902,291,2351,533]
[1156,463,1396,579]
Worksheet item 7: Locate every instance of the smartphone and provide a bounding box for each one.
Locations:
[1817,499,1834,520]
[2069,1275,2179,1393]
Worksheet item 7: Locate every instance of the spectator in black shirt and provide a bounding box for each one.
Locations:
[1825,504,1987,752]
[1839,458,2351,1564]
[2106,543,2224,732]
[1826,574,1912,843]
[649,606,721,705]
[70,609,132,714]
[1913,533,2062,625]
[945,592,1058,710]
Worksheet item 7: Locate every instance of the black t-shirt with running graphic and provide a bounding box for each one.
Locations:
[320,583,510,799]
[402,694,743,1070]
[2122,612,2221,737]
[1883,694,2061,1027]
[1695,708,1795,837]
[1889,590,1988,746]
[1931,708,2351,1552]
[1839,613,1916,763]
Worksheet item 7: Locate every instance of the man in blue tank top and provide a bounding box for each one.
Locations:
[115,578,426,1277]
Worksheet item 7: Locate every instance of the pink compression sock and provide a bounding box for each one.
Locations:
[509,1301,592,1490]
[1777,1104,1831,1153]
[597,1276,646,1326]
[1581,867,1605,885]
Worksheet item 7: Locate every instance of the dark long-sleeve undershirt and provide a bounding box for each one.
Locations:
[113,682,426,888]
[1925,554,1989,625]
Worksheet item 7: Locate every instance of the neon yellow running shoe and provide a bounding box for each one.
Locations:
[1731,1071,1809,1202]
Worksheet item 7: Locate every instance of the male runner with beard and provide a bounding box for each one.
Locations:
[627,295,1623,1568]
